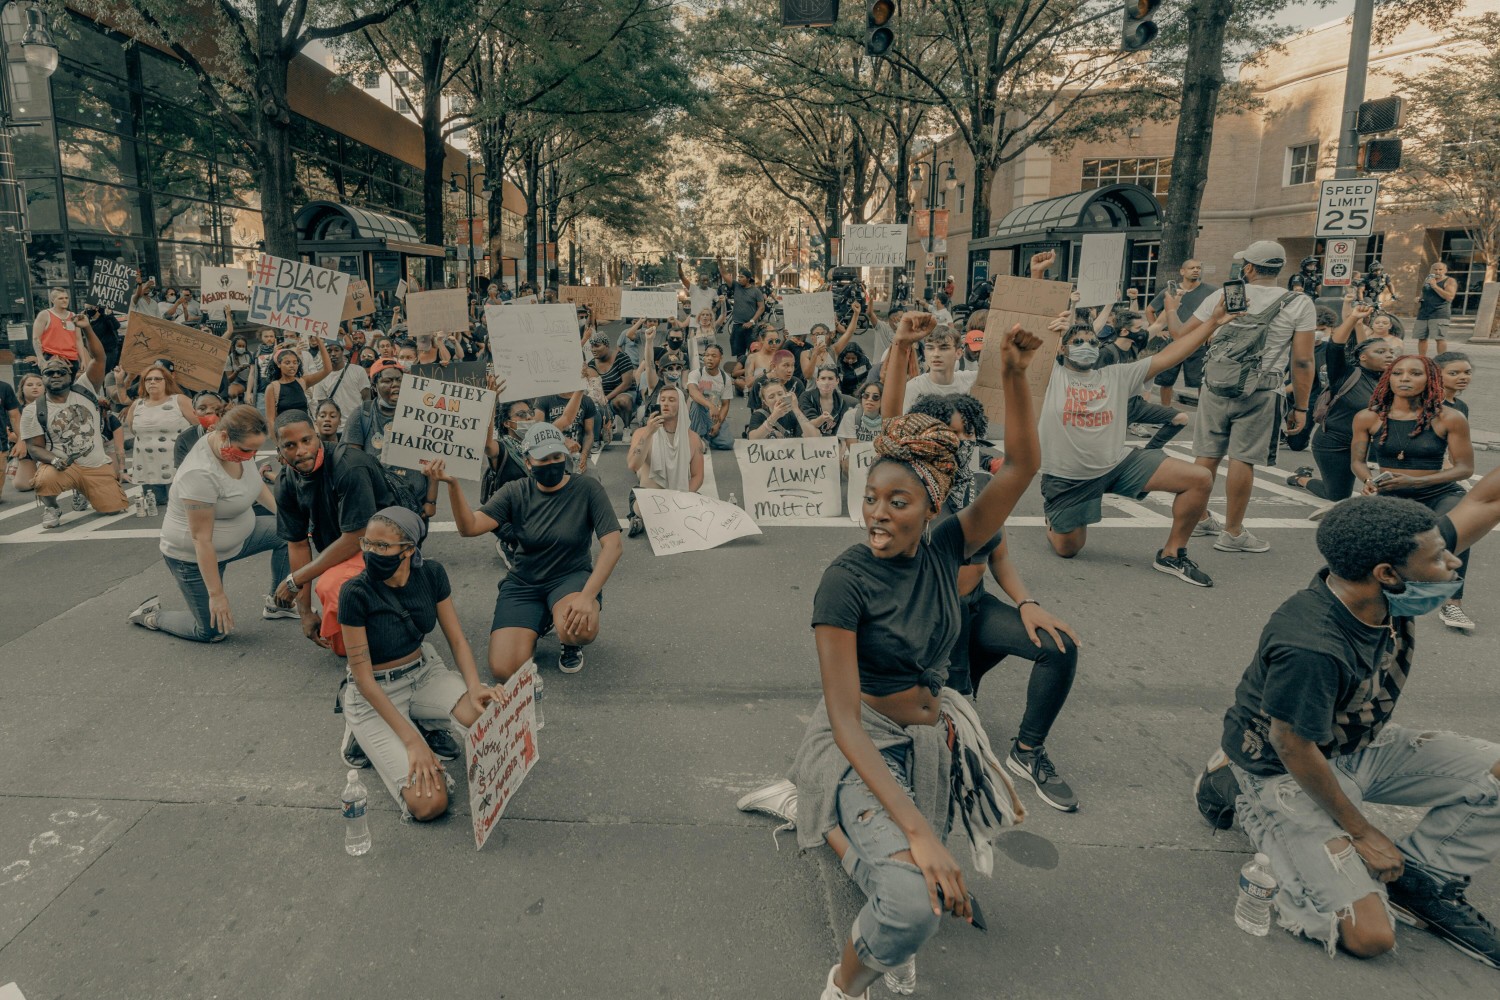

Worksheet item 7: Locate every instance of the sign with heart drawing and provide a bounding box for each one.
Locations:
[630,488,762,556]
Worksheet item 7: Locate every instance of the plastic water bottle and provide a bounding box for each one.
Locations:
[533,675,545,731]
[1235,852,1277,935]
[144,489,157,516]
[341,769,371,856]
[728,491,738,507]
[134,493,147,517]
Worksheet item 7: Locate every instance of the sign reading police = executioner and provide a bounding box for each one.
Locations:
[247,253,349,339]
[380,374,495,482]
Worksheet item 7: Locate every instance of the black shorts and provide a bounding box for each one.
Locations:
[1153,345,1207,389]
[491,570,602,633]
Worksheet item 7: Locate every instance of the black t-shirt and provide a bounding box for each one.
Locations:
[812,514,967,696]
[784,337,813,373]
[745,407,800,438]
[837,347,873,396]
[1446,398,1470,419]
[479,474,619,586]
[275,445,392,552]
[0,381,19,448]
[338,560,451,665]
[344,402,428,500]
[535,393,597,446]
[1316,347,1380,449]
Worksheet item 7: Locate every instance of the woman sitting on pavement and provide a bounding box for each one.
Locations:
[436,423,622,678]
[800,364,855,438]
[738,325,786,392]
[337,506,498,822]
[626,385,704,537]
[127,405,294,641]
[836,382,884,469]
[314,399,343,446]
[124,360,196,507]
[748,349,806,412]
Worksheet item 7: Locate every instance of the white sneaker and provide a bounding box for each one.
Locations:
[819,964,868,1000]
[1191,511,1224,537]
[1440,604,1476,631]
[1214,528,1270,553]
[40,506,61,529]
[1307,504,1332,522]
[127,595,161,630]
[882,957,917,996]
[262,597,299,620]
[736,778,797,825]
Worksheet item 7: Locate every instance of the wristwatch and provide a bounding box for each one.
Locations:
[52,458,66,470]
[282,574,301,597]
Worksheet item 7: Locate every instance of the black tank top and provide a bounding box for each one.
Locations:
[275,378,308,415]
[1373,415,1447,470]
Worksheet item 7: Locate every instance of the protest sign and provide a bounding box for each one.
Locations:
[559,285,622,322]
[200,266,250,317]
[632,488,762,556]
[120,312,232,393]
[90,259,134,312]
[620,289,680,319]
[734,437,842,524]
[464,660,539,851]
[404,288,470,337]
[845,441,877,527]
[380,373,494,483]
[780,292,836,338]
[342,278,376,320]
[486,304,586,402]
[408,360,489,390]
[247,254,348,339]
[396,279,408,301]
[1075,233,1126,307]
[840,224,908,268]
[970,275,1074,428]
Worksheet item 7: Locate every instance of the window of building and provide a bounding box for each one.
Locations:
[1440,230,1484,316]
[957,183,966,215]
[394,71,410,86]
[932,255,948,289]
[1127,239,1161,300]
[395,97,412,114]
[1081,157,1171,200]
[362,72,380,89]
[1360,232,1385,275]
[1286,142,1318,186]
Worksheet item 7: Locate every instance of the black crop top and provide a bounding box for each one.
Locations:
[1372,416,1448,471]
[338,560,451,665]
[812,515,967,696]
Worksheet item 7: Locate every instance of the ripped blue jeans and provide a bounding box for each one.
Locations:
[835,745,946,972]
[1232,724,1500,954]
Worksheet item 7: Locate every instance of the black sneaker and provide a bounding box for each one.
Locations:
[559,644,584,674]
[1154,548,1213,587]
[1005,740,1078,812]
[422,726,461,761]
[340,730,371,769]
[1193,748,1240,830]
[628,514,644,538]
[1389,860,1500,969]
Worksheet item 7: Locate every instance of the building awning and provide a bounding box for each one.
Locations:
[293,201,446,258]
[967,183,1164,252]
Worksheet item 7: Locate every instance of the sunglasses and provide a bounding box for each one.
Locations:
[861,392,881,400]
[663,364,685,373]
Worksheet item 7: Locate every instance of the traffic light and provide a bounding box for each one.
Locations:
[865,1,895,57]
[1356,96,1405,135]
[1360,138,1403,173]
[1120,0,1160,52]
[780,1,840,28]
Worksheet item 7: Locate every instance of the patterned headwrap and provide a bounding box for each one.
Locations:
[873,412,961,509]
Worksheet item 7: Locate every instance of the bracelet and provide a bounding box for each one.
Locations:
[1017,599,1040,610]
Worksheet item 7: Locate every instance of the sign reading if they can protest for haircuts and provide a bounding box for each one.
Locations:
[381,373,495,482]
[734,438,843,525]
[247,253,349,340]
[839,224,908,268]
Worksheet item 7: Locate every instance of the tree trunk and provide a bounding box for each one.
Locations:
[420,37,449,289]
[523,147,540,287]
[256,10,297,259]
[545,170,560,290]
[1159,0,1235,276]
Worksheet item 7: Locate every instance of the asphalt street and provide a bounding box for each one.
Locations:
[3,339,1500,999]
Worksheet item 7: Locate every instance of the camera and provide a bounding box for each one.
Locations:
[827,267,870,330]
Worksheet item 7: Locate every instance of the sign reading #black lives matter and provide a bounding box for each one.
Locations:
[380,374,495,482]
[247,253,349,340]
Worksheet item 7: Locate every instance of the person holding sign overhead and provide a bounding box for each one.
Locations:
[264,339,333,427]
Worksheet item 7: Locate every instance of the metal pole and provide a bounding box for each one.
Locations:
[1334,0,1375,180]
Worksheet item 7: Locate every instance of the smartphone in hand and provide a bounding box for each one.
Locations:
[1222,279,1248,314]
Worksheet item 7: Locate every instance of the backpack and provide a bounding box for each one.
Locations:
[1312,367,1366,428]
[333,438,425,519]
[34,382,102,454]
[1202,291,1298,399]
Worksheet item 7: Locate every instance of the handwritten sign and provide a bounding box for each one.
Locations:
[486,304,585,402]
[464,660,539,851]
[396,279,408,301]
[840,224,908,268]
[90,259,134,312]
[560,285,622,322]
[846,441,877,526]
[620,289,680,320]
[120,312,231,393]
[200,265,250,316]
[1075,233,1125,308]
[408,360,489,390]
[381,373,494,482]
[734,437,842,524]
[342,278,376,320]
[780,292,836,338]
[405,288,470,337]
[247,254,348,339]
[971,275,1073,428]
[632,488,762,556]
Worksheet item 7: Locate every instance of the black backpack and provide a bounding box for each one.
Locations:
[331,440,424,519]
[34,382,103,454]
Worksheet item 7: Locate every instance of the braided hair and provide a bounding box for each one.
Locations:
[1367,354,1444,446]
[873,412,960,509]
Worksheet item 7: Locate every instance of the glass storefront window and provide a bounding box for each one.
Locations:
[154,196,216,244]
[11,122,57,178]
[51,68,132,134]
[23,179,62,231]
[27,234,67,313]
[56,19,128,82]
[148,145,214,199]
[141,51,200,106]
[58,125,141,187]
[62,178,144,236]
[1127,239,1161,299]
[1441,230,1484,316]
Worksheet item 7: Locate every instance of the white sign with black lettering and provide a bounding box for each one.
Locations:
[1075,233,1126,308]
[734,438,843,525]
[247,254,348,340]
[486,303,586,402]
[780,292,836,338]
[840,224,908,268]
[632,488,762,556]
[381,374,494,482]
[1315,179,1379,238]
[200,266,251,315]
[620,290,680,319]
[1323,238,1355,287]
[845,441,877,527]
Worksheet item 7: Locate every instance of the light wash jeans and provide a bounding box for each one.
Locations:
[688,402,734,450]
[155,515,290,642]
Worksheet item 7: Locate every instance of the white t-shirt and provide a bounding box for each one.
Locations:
[900,370,977,412]
[687,286,718,327]
[1040,357,1153,480]
[159,435,261,562]
[310,362,371,432]
[19,378,110,468]
[687,366,730,412]
[1192,284,1317,374]
[933,308,954,326]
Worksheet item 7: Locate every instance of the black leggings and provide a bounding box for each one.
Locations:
[948,591,1079,747]
[1301,441,1358,502]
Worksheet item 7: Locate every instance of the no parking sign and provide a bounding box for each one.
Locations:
[1323,239,1355,287]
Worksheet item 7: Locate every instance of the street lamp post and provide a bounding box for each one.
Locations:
[910,146,957,302]
[448,154,490,298]
[0,2,58,327]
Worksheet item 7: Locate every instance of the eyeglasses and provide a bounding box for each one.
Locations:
[143,376,166,383]
[358,537,412,555]
[510,410,534,421]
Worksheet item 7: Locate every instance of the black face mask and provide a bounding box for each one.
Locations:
[363,551,404,582]
[532,461,567,487]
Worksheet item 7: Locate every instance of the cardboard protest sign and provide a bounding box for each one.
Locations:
[486,304,586,402]
[120,312,231,393]
[620,289,680,319]
[90,259,134,312]
[342,278,376,320]
[408,360,490,390]
[380,373,494,483]
[780,292,836,338]
[200,266,250,317]
[1076,233,1126,307]
[840,224,908,268]
[559,285,622,323]
[845,441,877,527]
[404,288,470,337]
[734,437,842,524]
[464,660,539,851]
[970,275,1074,428]
[632,488,762,556]
[247,254,348,339]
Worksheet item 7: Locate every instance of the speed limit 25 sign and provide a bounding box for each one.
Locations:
[1315,179,1380,238]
